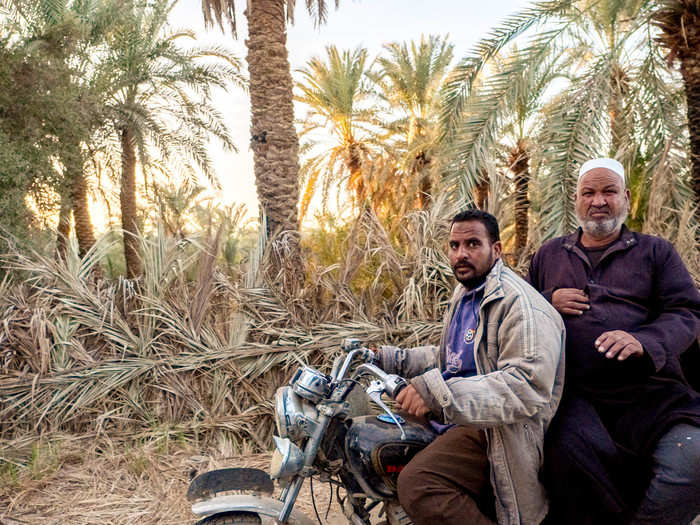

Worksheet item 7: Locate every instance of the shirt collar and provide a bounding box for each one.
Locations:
[563,224,636,251]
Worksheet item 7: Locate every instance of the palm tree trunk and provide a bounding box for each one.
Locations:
[71,171,96,258]
[416,151,432,210]
[509,141,530,257]
[346,141,366,203]
[608,65,628,154]
[474,170,489,210]
[246,0,300,238]
[677,27,700,219]
[120,127,141,279]
[655,4,700,221]
[55,194,72,259]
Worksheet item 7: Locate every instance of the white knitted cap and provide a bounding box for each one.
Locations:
[578,158,625,185]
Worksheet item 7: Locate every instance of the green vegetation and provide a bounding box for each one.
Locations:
[0,0,698,462]
[0,0,244,267]
[441,0,697,257]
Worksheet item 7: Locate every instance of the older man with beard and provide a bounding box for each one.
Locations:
[527,158,700,524]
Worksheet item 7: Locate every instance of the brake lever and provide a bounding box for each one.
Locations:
[366,380,407,440]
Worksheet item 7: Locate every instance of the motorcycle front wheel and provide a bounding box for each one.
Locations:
[196,511,261,525]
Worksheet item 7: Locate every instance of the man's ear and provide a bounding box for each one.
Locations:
[493,240,502,258]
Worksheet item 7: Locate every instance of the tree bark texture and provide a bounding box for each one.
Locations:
[55,194,72,259]
[416,151,433,210]
[509,141,530,257]
[120,127,142,279]
[656,2,700,220]
[246,0,300,237]
[474,176,489,211]
[608,64,629,154]
[71,171,96,258]
[677,15,700,219]
[346,141,366,203]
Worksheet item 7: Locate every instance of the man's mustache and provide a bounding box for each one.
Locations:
[454,261,475,270]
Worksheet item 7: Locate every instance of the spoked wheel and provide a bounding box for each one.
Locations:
[196,511,261,525]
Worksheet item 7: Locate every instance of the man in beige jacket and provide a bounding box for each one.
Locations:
[377,209,565,525]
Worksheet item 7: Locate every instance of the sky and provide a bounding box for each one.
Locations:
[168,0,533,217]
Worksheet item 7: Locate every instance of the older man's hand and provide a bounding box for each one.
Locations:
[595,330,644,360]
[552,288,590,316]
[395,384,430,418]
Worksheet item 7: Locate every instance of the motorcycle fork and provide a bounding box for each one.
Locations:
[278,412,332,522]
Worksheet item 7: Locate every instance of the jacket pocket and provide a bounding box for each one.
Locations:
[485,321,500,367]
[523,421,543,468]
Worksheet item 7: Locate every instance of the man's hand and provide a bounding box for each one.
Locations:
[395,384,430,418]
[595,330,643,360]
[552,288,590,316]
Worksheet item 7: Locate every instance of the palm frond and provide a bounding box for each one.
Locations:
[537,58,613,239]
[440,0,577,140]
[201,0,237,36]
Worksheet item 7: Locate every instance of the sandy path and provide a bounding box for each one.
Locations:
[0,442,348,525]
[2,440,698,525]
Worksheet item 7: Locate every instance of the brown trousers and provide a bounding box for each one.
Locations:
[397,425,496,525]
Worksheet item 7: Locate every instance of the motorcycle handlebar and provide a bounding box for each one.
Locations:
[355,363,408,399]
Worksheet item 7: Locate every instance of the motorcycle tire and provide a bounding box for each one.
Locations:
[196,511,261,525]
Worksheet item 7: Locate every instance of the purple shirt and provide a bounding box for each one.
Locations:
[431,282,484,433]
[443,283,484,380]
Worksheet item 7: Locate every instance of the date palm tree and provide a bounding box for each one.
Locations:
[201,0,337,239]
[653,1,700,221]
[372,34,454,211]
[295,45,377,219]
[0,0,115,256]
[100,0,243,278]
[441,0,691,241]
[464,46,574,257]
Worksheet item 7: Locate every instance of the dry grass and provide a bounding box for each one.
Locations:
[0,435,344,525]
[0,199,699,524]
[0,206,452,448]
[1,198,697,448]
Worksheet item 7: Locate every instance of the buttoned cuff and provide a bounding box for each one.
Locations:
[410,369,452,420]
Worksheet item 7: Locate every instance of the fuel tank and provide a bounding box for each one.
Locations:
[344,415,437,498]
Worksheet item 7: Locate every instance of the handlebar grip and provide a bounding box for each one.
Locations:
[384,374,408,399]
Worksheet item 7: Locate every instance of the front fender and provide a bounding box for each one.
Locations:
[192,494,316,525]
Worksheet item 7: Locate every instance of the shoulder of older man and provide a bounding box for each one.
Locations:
[625,227,677,254]
[496,264,565,327]
[530,233,576,263]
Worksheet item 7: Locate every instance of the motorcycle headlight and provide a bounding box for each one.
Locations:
[270,436,304,480]
[274,386,318,442]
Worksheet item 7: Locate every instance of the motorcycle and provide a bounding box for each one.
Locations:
[187,338,438,525]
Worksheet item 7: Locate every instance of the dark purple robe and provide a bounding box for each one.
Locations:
[528,225,700,521]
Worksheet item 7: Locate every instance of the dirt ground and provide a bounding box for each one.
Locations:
[2,436,699,525]
[0,437,347,525]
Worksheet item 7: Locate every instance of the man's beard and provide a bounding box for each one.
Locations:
[453,254,494,289]
[577,207,628,239]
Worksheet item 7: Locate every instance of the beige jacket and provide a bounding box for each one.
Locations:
[379,259,565,524]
